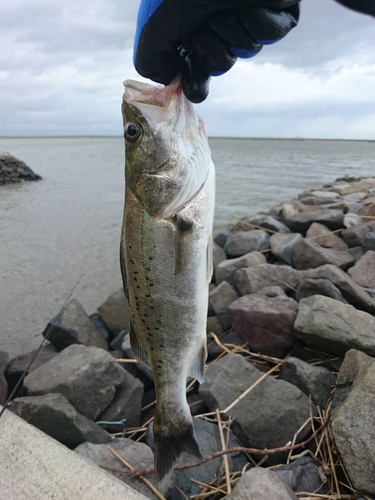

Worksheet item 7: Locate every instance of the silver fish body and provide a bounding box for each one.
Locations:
[120,79,215,491]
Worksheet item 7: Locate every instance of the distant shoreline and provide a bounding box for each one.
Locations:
[0,136,374,142]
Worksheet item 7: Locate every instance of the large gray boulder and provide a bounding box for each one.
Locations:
[229,294,298,358]
[97,372,144,430]
[294,295,375,357]
[209,281,238,330]
[332,363,375,495]
[292,238,353,270]
[98,289,130,336]
[279,357,334,409]
[235,264,302,295]
[0,351,9,405]
[224,230,270,257]
[270,232,303,266]
[304,264,375,314]
[25,345,127,420]
[43,299,108,350]
[364,231,375,252]
[75,438,158,499]
[215,251,266,286]
[227,467,298,500]
[10,393,111,447]
[274,456,328,494]
[199,354,313,451]
[348,250,375,288]
[259,216,291,234]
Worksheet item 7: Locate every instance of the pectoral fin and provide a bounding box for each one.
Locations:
[130,323,151,367]
[174,214,194,275]
[119,241,129,300]
[207,236,213,284]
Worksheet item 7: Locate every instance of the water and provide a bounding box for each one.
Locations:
[1,137,374,357]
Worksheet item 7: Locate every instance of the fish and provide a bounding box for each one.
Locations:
[120,78,215,492]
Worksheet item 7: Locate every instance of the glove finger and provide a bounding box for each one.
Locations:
[181,28,237,103]
[240,5,300,43]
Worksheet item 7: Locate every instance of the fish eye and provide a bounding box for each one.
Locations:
[124,122,142,142]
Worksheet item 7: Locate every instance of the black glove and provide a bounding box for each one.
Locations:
[134,0,301,103]
[335,0,375,17]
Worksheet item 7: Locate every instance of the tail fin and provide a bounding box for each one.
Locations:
[153,413,202,494]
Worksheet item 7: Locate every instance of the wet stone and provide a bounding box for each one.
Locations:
[306,222,348,249]
[98,289,130,336]
[224,230,270,257]
[215,251,266,287]
[292,238,354,271]
[270,232,303,266]
[348,251,375,288]
[209,281,239,330]
[296,277,348,304]
[235,264,302,296]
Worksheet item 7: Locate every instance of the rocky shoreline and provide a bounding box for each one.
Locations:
[1,175,375,499]
[0,152,42,185]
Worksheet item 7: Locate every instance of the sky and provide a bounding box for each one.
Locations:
[0,0,374,139]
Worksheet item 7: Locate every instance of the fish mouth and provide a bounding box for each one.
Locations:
[124,77,182,110]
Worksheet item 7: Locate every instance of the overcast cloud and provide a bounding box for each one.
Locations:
[0,0,374,138]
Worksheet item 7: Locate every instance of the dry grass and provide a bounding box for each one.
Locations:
[103,334,369,500]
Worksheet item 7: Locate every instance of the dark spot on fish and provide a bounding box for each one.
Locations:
[133,270,138,274]
[137,285,140,289]
[144,314,148,318]
[147,332,153,337]
[141,319,146,323]
[149,283,154,287]
[146,294,151,298]
[129,244,132,249]
[150,347,155,351]
[157,320,162,325]
[155,327,160,331]
[145,277,150,281]
[133,277,137,282]
[135,296,139,300]
[130,259,135,264]
[146,267,151,272]
[149,257,153,260]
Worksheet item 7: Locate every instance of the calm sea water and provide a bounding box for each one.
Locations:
[1,137,374,357]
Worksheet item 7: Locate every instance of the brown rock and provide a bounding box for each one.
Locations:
[341,221,375,247]
[215,251,266,286]
[348,251,375,288]
[292,239,354,271]
[235,264,302,295]
[306,222,348,249]
[229,294,298,358]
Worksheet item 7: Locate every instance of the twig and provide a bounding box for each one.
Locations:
[284,282,297,293]
[116,358,139,363]
[101,419,328,477]
[216,409,231,495]
[107,446,165,500]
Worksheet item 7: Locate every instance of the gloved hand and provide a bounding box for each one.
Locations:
[134,0,301,103]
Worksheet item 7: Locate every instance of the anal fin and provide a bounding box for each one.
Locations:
[187,342,207,383]
[130,323,151,368]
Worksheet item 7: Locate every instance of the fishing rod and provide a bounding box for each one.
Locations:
[0,277,82,419]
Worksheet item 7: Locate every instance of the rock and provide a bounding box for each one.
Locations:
[199,354,313,451]
[110,329,128,351]
[75,438,158,499]
[334,177,375,195]
[292,238,354,271]
[229,294,298,358]
[0,152,42,185]
[98,289,130,336]
[206,316,224,336]
[89,313,111,342]
[5,344,59,394]
[215,252,266,286]
[341,220,375,247]
[283,208,344,234]
[97,370,144,430]
[279,357,334,408]
[224,230,270,257]
[25,345,127,420]
[258,285,287,298]
[213,241,226,268]
[332,349,375,409]
[364,232,375,252]
[297,278,348,304]
[306,222,348,249]
[304,264,375,314]
[259,216,291,234]
[168,418,248,500]
[279,200,306,220]
[344,212,363,228]
[270,233,303,266]
[43,299,108,350]
[0,351,9,405]
[10,393,111,447]
[331,363,375,495]
[235,264,302,296]
[347,245,364,262]
[294,295,375,357]
[187,392,208,416]
[348,251,375,288]
[209,281,239,330]
[213,224,233,248]
[274,456,328,494]
[227,467,298,500]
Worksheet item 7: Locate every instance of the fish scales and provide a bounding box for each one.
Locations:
[120,79,215,493]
